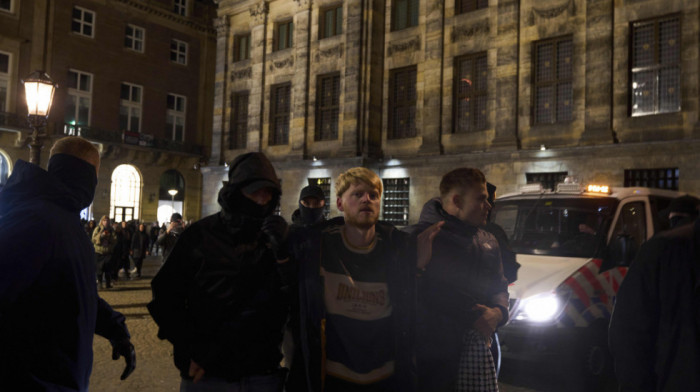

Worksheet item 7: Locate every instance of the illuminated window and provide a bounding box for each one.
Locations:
[110,164,141,223]
[170,39,188,65]
[630,15,680,116]
[0,51,9,112]
[125,24,145,53]
[526,172,568,191]
[72,6,95,38]
[454,53,488,133]
[383,178,410,226]
[64,69,92,136]
[624,168,679,190]
[119,82,142,132]
[308,177,331,218]
[389,66,417,139]
[533,36,573,124]
[167,93,186,141]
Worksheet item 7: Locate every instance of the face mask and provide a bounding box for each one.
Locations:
[48,153,98,211]
[299,203,324,224]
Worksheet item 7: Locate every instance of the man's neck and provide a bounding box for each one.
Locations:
[342,224,376,248]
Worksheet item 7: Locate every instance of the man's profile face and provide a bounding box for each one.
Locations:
[243,187,274,206]
[301,197,325,209]
[337,182,380,229]
[456,183,491,227]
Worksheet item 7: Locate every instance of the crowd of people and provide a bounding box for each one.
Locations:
[1,135,699,392]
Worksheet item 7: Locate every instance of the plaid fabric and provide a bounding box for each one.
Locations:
[456,329,499,392]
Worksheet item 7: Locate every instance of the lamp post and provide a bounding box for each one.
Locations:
[22,71,57,166]
[168,189,178,213]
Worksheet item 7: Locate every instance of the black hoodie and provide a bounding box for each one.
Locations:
[0,157,129,391]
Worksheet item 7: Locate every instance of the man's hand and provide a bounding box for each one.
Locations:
[416,221,444,270]
[167,221,180,233]
[472,304,504,344]
[261,215,289,262]
[110,338,136,380]
[189,360,205,383]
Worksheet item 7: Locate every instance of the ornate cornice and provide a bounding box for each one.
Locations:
[214,17,229,36]
[269,56,294,71]
[114,0,216,35]
[231,67,252,81]
[250,2,269,25]
[315,44,344,62]
[451,20,490,43]
[529,0,576,24]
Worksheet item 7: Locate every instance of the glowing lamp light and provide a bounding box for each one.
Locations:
[23,71,57,118]
[168,189,179,198]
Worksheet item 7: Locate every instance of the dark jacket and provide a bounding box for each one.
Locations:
[131,229,150,259]
[287,217,418,392]
[404,198,509,392]
[609,218,700,392]
[0,158,130,391]
[156,228,181,261]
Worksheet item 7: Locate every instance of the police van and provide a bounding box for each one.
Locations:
[491,181,685,387]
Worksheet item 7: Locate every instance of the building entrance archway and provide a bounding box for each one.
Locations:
[110,164,142,222]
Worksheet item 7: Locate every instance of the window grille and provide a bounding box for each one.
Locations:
[534,36,573,124]
[270,83,291,145]
[454,53,488,133]
[383,178,410,226]
[320,5,343,39]
[308,178,332,218]
[316,74,340,141]
[392,0,418,31]
[230,92,249,149]
[624,168,679,190]
[630,15,680,116]
[389,66,417,139]
[526,172,568,191]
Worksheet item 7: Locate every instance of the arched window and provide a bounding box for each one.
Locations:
[157,169,185,224]
[110,164,141,222]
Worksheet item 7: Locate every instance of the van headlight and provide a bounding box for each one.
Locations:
[515,292,563,323]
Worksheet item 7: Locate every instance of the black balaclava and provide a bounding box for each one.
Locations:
[298,202,324,225]
[47,153,98,212]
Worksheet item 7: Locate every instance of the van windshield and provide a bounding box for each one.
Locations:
[491,197,619,258]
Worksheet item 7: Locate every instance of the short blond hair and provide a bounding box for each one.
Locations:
[335,167,383,198]
[50,136,100,171]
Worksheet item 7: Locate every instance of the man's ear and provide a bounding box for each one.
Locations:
[336,197,344,212]
[451,193,462,210]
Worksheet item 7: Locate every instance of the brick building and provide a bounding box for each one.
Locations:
[203,0,700,225]
[0,0,216,224]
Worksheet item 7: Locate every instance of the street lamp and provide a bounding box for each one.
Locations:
[22,71,57,166]
[168,189,178,213]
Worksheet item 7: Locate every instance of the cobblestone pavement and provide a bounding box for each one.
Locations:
[89,256,537,392]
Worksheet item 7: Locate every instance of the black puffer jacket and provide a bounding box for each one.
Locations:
[148,153,292,381]
[404,198,508,392]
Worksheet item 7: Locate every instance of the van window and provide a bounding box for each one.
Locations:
[611,201,647,257]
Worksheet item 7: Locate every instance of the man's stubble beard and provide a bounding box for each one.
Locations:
[345,212,379,230]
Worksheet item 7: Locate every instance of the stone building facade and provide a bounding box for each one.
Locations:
[0,0,216,224]
[205,0,700,225]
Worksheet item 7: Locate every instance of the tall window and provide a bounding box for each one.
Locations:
[307,178,332,218]
[167,94,186,141]
[125,24,145,53]
[624,168,679,190]
[389,66,417,139]
[320,5,343,39]
[72,6,95,38]
[275,21,294,51]
[170,39,188,65]
[316,73,340,141]
[110,164,141,223]
[234,34,251,61]
[630,15,681,116]
[526,172,568,191]
[173,0,187,16]
[454,53,488,133]
[392,0,418,31]
[270,83,291,145]
[1,0,13,13]
[230,92,249,149]
[456,0,488,14]
[533,36,573,124]
[119,83,142,132]
[0,52,9,112]
[64,70,92,136]
[383,178,410,226]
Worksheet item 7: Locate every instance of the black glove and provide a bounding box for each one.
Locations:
[110,338,136,380]
[261,215,289,260]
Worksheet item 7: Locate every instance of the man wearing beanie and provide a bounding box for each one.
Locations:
[291,184,327,227]
[149,152,292,391]
[0,136,135,391]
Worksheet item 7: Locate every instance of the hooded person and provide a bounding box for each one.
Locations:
[148,152,293,391]
[290,184,326,227]
[0,136,135,391]
[661,195,700,229]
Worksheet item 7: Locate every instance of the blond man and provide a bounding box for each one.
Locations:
[287,167,441,392]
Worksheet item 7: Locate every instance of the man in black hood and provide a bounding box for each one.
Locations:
[0,136,135,391]
[149,152,292,391]
[290,184,326,227]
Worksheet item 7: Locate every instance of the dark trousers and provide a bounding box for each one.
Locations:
[132,256,144,277]
[96,253,112,287]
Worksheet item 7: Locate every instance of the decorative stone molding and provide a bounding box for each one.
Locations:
[315,44,344,62]
[250,2,269,25]
[451,20,489,43]
[214,17,229,37]
[528,0,576,25]
[269,56,294,71]
[430,0,444,13]
[293,0,311,10]
[231,67,252,81]
[114,0,216,34]
[387,36,421,56]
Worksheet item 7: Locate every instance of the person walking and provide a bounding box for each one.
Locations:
[0,136,135,391]
[93,215,117,289]
[404,168,509,392]
[130,223,150,278]
[148,152,293,391]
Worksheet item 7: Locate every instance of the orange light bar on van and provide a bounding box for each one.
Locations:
[587,184,611,194]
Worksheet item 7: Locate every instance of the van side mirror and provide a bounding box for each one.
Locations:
[600,234,637,272]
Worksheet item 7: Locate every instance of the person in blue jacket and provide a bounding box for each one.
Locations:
[0,136,135,391]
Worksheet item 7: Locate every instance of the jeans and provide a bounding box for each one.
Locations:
[180,369,286,392]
